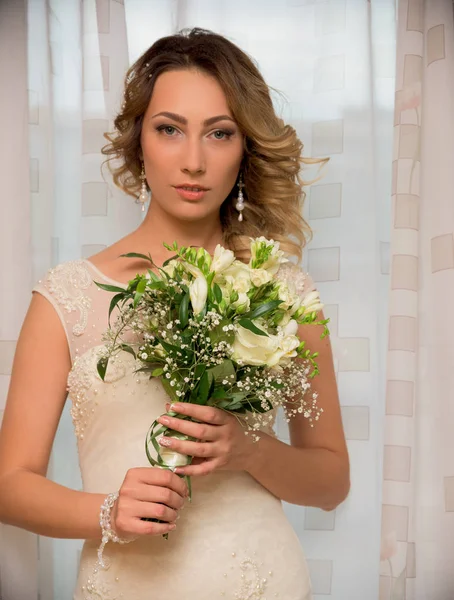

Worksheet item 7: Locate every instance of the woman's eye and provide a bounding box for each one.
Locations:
[157,125,177,136]
[213,129,234,140]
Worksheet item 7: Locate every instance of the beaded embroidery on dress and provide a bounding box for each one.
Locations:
[32,259,314,600]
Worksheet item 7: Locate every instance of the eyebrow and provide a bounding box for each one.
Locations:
[151,111,236,127]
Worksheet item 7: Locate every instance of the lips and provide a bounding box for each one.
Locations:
[174,187,208,201]
[175,185,209,191]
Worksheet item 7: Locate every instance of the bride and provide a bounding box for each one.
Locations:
[0,27,349,599]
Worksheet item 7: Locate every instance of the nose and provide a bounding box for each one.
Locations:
[181,135,206,175]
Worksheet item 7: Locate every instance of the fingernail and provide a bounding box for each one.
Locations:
[159,437,172,447]
[176,514,181,520]
[169,523,176,530]
[159,416,170,425]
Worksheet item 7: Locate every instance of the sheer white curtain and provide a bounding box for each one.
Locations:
[380,1,454,599]
[0,1,396,598]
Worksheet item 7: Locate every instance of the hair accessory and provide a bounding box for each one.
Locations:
[236,173,245,222]
[136,162,149,212]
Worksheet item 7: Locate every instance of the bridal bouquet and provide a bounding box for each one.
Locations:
[95,237,329,505]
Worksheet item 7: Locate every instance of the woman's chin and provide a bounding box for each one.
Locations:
[169,204,220,222]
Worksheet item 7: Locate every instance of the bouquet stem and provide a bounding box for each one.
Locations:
[144,415,194,539]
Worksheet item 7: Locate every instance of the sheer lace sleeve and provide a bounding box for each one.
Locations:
[276,261,317,303]
[31,260,99,363]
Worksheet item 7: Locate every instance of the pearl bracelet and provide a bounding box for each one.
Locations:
[97,491,135,569]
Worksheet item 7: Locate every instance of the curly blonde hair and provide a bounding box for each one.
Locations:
[102,27,328,262]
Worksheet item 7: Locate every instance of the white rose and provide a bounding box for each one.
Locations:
[250,268,272,287]
[222,262,252,294]
[232,324,280,366]
[232,323,301,367]
[266,334,300,368]
[210,245,235,274]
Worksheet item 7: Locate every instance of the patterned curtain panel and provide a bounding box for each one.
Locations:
[380,1,454,599]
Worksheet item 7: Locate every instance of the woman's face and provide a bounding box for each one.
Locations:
[140,68,244,222]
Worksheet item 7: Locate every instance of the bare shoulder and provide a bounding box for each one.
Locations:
[85,232,154,284]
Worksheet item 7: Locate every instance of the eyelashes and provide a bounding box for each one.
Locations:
[155,124,235,140]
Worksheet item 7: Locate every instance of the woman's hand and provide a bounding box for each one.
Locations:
[156,402,257,477]
[112,467,189,539]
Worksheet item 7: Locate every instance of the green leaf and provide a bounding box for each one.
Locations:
[151,368,164,377]
[195,371,214,405]
[246,299,283,320]
[108,292,125,323]
[209,388,229,400]
[147,269,160,282]
[238,318,268,337]
[209,360,236,383]
[197,304,207,320]
[133,278,147,308]
[215,399,234,409]
[146,280,166,290]
[213,283,223,304]
[227,402,244,410]
[194,363,206,380]
[230,391,248,403]
[97,356,108,381]
[179,292,189,328]
[94,281,126,293]
[120,344,136,359]
[159,339,182,354]
[119,252,154,263]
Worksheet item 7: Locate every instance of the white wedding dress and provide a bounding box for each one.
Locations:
[32,258,314,600]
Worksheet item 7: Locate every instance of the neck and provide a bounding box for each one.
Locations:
[136,201,225,257]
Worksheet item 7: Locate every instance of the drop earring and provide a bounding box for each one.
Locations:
[136,162,148,212]
[236,173,245,222]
